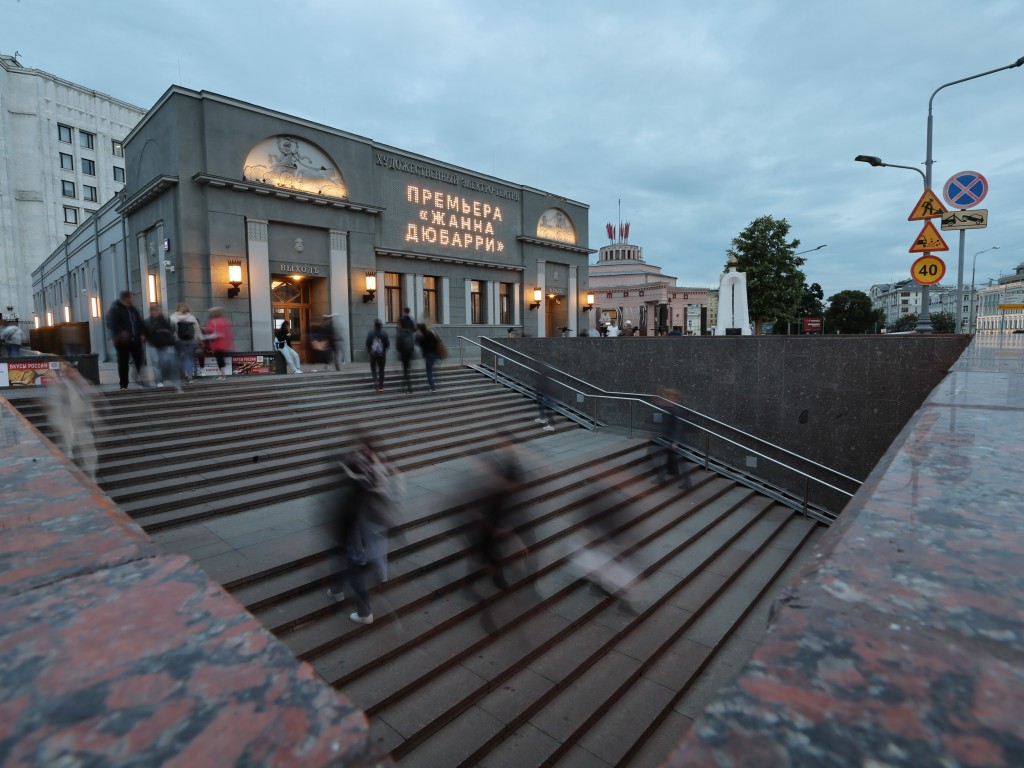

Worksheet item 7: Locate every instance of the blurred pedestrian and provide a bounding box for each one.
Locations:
[45,364,100,482]
[465,438,526,594]
[314,315,340,371]
[203,307,233,380]
[341,436,400,583]
[169,302,203,384]
[655,387,687,484]
[105,290,147,390]
[396,307,416,393]
[365,319,389,393]
[534,358,556,431]
[1,324,23,357]
[415,322,439,392]
[275,320,303,374]
[144,304,177,389]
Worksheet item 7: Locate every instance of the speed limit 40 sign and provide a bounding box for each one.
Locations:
[912,254,945,285]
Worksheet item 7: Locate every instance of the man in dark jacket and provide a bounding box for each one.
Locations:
[106,290,146,390]
[365,319,390,393]
[396,307,416,393]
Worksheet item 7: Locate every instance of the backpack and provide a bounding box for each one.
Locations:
[176,320,195,340]
[370,336,384,355]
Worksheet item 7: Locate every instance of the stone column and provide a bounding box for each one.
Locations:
[246,219,272,349]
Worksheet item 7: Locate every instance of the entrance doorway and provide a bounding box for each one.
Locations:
[271,277,312,363]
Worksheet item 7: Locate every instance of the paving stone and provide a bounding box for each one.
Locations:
[396,705,505,768]
[477,721,562,768]
[576,675,678,765]
[626,709,695,768]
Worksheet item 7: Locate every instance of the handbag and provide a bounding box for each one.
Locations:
[435,335,448,360]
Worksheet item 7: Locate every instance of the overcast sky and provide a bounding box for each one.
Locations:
[5,0,1022,301]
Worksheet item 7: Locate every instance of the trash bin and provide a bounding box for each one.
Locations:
[66,353,100,385]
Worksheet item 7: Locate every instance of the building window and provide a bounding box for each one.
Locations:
[64,206,78,225]
[80,131,95,150]
[900,292,910,297]
[60,152,74,171]
[423,276,439,324]
[62,180,76,198]
[83,185,98,202]
[112,139,124,157]
[470,280,483,324]
[58,124,72,143]
[113,166,125,183]
[384,272,402,323]
[499,282,512,324]
[82,158,96,176]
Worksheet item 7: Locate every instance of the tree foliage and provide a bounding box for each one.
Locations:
[887,311,955,333]
[727,216,805,334]
[825,290,885,334]
[770,282,825,334]
[890,313,919,332]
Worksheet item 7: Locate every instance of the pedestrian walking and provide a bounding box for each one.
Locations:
[1,324,23,357]
[45,364,100,482]
[465,439,526,594]
[365,319,389,393]
[203,307,233,380]
[340,437,399,583]
[169,302,203,384]
[396,308,416,393]
[105,290,147,390]
[144,304,178,389]
[275,320,303,374]
[415,323,439,392]
[534,358,556,431]
[313,315,340,371]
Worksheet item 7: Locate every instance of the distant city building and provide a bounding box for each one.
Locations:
[975,262,1024,333]
[587,224,710,335]
[927,284,971,329]
[0,53,145,327]
[870,279,935,327]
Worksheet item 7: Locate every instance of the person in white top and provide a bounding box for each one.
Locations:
[169,302,204,384]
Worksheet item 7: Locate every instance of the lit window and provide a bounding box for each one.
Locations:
[470,280,483,324]
[113,166,125,183]
[384,272,401,323]
[58,124,72,143]
[62,180,76,198]
[499,283,512,324]
[60,152,74,171]
[82,158,96,176]
[423,276,439,324]
[80,131,95,150]
[83,185,98,202]
[112,139,124,157]
[64,206,78,225]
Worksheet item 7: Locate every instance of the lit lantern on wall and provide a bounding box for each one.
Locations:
[90,297,100,318]
[583,293,595,312]
[227,260,243,298]
[363,272,377,303]
[529,288,542,310]
[63,305,71,323]
[148,274,157,304]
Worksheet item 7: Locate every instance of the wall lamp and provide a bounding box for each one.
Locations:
[363,272,377,303]
[582,292,595,312]
[529,287,542,310]
[90,297,100,318]
[227,260,243,298]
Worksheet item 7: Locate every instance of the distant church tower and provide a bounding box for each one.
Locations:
[715,254,751,335]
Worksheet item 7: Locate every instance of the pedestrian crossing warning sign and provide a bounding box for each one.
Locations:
[908,188,947,221]
[909,220,949,253]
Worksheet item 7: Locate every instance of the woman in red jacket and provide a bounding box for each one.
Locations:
[203,307,234,380]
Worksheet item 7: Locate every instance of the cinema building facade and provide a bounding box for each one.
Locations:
[32,87,592,362]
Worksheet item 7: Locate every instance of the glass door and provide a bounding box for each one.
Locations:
[271,277,311,362]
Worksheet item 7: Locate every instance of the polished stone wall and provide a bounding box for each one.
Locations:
[498,335,970,483]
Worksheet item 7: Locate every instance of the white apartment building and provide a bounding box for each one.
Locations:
[0,53,145,327]
[975,262,1024,333]
[869,279,930,327]
[928,284,971,330]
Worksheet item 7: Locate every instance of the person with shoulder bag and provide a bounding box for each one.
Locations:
[415,323,441,392]
[169,302,203,384]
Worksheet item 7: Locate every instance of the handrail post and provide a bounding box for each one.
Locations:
[459,339,464,367]
[593,396,598,427]
[803,477,810,518]
[628,400,633,438]
[704,431,710,470]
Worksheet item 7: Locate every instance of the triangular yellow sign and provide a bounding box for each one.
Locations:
[909,220,949,253]
[908,188,947,221]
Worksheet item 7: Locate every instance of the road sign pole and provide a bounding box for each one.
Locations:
[955,228,966,333]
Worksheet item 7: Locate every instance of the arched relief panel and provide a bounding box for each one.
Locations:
[242,136,348,198]
[536,208,577,244]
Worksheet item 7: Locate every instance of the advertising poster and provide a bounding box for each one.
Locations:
[196,356,230,378]
[232,355,276,375]
[2,360,63,387]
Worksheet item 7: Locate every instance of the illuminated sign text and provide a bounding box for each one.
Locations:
[404,184,507,253]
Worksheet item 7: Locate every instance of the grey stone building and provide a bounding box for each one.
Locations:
[33,87,592,361]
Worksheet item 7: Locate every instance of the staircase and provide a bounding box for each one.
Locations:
[10,365,823,766]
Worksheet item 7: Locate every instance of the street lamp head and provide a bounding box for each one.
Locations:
[1013,55,1024,68]
[854,155,883,167]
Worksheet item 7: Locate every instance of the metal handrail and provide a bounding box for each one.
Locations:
[477,335,863,487]
[457,336,859,511]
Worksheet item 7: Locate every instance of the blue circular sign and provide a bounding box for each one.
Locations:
[943,171,988,209]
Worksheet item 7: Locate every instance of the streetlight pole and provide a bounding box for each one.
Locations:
[791,245,827,334]
[969,246,999,333]
[925,56,1024,334]
[854,155,928,330]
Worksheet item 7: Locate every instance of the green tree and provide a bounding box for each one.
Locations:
[929,311,956,333]
[890,313,918,332]
[727,216,805,334]
[825,290,885,334]
[771,281,824,334]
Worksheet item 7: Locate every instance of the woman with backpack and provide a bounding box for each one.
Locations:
[169,302,203,384]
